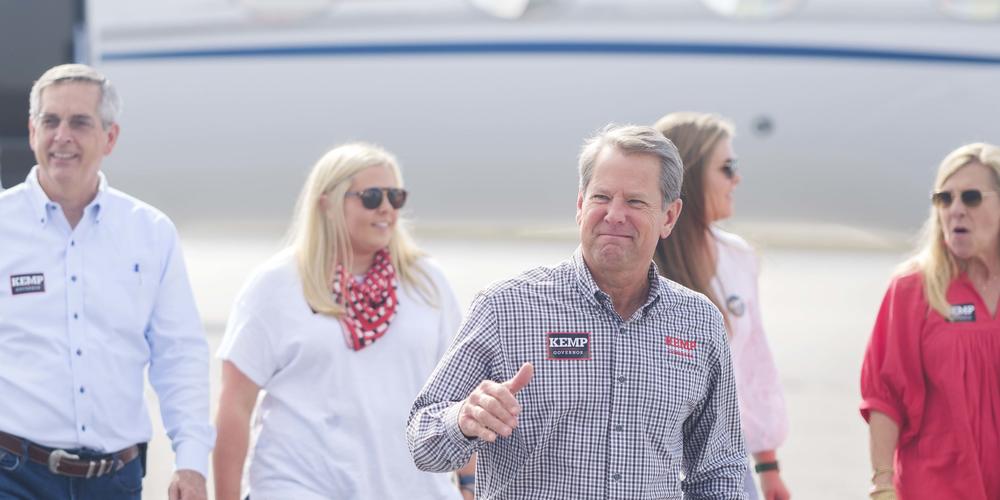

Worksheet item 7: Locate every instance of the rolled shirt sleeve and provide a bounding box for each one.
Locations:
[859,273,927,445]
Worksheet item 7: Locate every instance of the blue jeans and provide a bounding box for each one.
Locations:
[0,445,143,500]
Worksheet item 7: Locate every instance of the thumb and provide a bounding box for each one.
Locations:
[503,362,534,394]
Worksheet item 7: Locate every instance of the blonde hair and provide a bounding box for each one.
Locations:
[900,142,1000,318]
[287,142,437,317]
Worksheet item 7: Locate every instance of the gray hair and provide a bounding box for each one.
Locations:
[29,64,121,129]
[578,123,683,208]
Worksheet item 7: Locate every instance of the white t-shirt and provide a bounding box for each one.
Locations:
[218,251,462,500]
[710,227,789,454]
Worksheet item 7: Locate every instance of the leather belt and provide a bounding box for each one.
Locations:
[0,431,140,479]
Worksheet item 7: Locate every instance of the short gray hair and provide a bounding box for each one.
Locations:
[29,64,121,129]
[578,123,683,208]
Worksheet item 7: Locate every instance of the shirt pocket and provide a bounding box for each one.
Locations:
[87,257,155,336]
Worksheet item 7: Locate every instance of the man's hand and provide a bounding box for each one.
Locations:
[458,362,534,441]
[759,470,790,500]
[168,469,207,500]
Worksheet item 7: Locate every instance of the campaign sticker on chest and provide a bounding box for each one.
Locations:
[10,273,45,295]
[665,335,698,359]
[546,332,592,360]
[950,303,976,322]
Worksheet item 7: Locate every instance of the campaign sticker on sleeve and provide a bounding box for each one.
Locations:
[546,332,591,360]
[10,273,45,295]
[950,303,976,322]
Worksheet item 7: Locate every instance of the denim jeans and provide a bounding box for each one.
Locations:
[0,445,143,500]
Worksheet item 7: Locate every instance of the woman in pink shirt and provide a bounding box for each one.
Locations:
[860,143,1000,500]
[654,112,790,500]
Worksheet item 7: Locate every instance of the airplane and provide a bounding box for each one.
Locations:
[6,0,1000,246]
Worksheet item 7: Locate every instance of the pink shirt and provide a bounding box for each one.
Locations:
[860,271,1000,499]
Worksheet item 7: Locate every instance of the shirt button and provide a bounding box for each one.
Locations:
[617,376,626,383]
[81,425,86,432]
[614,425,623,432]
[70,240,75,247]
[71,275,77,282]
[612,473,621,481]
[79,386,85,394]
[73,313,79,319]
[76,349,82,356]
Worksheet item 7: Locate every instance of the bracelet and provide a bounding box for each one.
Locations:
[871,466,894,483]
[869,484,897,500]
[753,461,779,473]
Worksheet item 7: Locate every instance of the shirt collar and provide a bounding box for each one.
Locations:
[571,246,665,320]
[25,166,108,226]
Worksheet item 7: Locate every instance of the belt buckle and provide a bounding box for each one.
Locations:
[48,448,80,475]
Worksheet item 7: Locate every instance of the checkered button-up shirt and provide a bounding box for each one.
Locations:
[408,249,748,499]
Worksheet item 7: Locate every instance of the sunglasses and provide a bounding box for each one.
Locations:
[345,187,408,210]
[721,158,738,180]
[930,189,997,208]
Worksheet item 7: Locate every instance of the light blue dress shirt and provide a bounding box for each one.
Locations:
[0,167,214,475]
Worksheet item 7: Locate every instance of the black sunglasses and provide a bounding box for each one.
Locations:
[721,158,739,180]
[345,187,408,210]
[930,189,996,208]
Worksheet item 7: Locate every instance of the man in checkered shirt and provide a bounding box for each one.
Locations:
[408,124,748,499]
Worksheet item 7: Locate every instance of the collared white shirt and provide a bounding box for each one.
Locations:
[408,248,747,500]
[0,167,214,475]
[710,227,788,454]
[218,251,462,500]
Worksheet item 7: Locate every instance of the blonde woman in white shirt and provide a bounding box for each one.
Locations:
[654,113,790,500]
[213,143,473,500]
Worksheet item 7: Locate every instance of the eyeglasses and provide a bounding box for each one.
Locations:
[721,159,738,180]
[345,187,408,210]
[930,189,997,208]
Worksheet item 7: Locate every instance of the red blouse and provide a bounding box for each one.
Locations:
[860,271,1000,499]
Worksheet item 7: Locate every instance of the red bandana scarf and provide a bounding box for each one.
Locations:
[332,248,399,351]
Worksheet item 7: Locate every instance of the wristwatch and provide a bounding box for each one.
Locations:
[754,461,779,473]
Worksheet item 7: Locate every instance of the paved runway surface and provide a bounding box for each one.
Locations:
[138,235,904,499]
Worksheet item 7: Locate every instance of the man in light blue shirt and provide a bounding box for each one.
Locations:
[0,64,214,499]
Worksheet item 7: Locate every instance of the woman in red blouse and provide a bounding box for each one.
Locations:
[860,143,1000,500]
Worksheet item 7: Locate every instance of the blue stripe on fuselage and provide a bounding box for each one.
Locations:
[101,40,1000,66]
